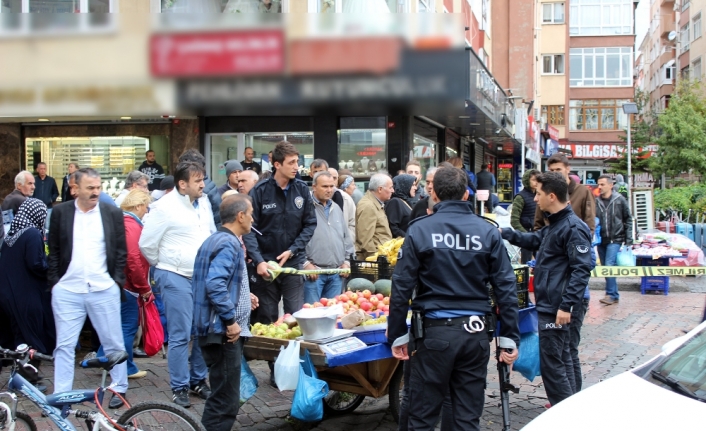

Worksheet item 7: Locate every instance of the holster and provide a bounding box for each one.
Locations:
[411,311,424,340]
[485,312,497,341]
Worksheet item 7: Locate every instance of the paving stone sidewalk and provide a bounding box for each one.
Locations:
[3,290,704,431]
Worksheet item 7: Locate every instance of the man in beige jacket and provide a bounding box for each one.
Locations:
[355,173,394,259]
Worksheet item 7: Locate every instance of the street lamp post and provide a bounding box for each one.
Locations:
[622,102,638,241]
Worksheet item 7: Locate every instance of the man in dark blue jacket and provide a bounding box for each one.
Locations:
[388,167,519,431]
[192,194,258,431]
[502,172,592,407]
[243,140,317,324]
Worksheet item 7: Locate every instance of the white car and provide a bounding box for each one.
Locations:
[522,320,706,430]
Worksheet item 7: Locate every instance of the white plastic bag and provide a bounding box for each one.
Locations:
[274,340,301,391]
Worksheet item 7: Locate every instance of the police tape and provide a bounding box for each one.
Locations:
[590,266,706,278]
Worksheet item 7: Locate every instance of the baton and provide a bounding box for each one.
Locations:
[264,261,351,281]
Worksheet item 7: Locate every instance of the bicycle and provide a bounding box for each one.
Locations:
[0,345,205,431]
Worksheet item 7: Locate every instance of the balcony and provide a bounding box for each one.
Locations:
[661,0,675,5]
[660,18,676,39]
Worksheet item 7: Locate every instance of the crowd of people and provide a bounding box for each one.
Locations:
[0,141,650,431]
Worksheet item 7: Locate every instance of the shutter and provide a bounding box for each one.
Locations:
[474,142,484,173]
[632,190,654,234]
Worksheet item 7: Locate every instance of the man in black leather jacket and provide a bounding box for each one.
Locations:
[502,172,592,408]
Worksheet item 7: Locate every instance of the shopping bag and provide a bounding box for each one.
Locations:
[290,350,328,422]
[616,246,636,267]
[138,294,164,357]
[274,340,300,391]
[239,354,258,405]
[513,332,541,382]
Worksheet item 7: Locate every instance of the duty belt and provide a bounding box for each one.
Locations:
[423,315,490,334]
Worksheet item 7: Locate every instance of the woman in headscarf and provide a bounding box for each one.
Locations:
[0,198,55,355]
[385,174,416,238]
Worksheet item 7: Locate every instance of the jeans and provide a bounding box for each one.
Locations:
[250,273,304,324]
[597,243,621,300]
[538,312,574,406]
[200,339,243,431]
[568,298,589,393]
[154,269,208,391]
[304,274,343,305]
[52,284,127,393]
[407,326,489,431]
[98,293,140,376]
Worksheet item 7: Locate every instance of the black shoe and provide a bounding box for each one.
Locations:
[173,388,190,408]
[133,347,148,358]
[109,392,126,409]
[190,380,211,400]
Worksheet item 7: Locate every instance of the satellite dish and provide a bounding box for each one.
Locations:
[668,31,678,41]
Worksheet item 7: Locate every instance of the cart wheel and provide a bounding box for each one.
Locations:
[323,391,365,415]
[388,364,404,424]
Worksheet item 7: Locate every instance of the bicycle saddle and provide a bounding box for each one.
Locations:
[80,351,128,371]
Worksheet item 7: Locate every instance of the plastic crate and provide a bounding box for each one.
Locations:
[641,276,669,295]
[636,256,671,267]
[489,265,530,309]
[353,329,387,345]
[349,256,394,283]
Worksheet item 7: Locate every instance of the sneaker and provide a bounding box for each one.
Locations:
[128,371,147,379]
[82,351,97,361]
[109,392,126,409]
[599,297,618,305]
[173,389,190,408]
[190,380,211,400]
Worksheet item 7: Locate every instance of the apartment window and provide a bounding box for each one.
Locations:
[694,58,702,80]
[418,0,432,12]
[694,13,702,41]
[543,54,565,74]
[569,100,630,131]
[543,2,565,24]
[542,105,566,126]
[0,0,115,35]
[569,0,633,36]
[682,66,691,79]
[481,0,489,30]
[569,47,633,87]
[665,65,674,80]
[681,23,690,51]
[682,0,690,12]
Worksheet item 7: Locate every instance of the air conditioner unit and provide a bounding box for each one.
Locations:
[633,190,654,233]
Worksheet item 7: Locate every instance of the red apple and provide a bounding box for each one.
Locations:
[370,296,379,304]
[360,302,372,311]
[339,294,349,302]
[376,293,384,301]
[313,302,323,308]
[303,303,312,308]
[383,297,390,305]
[348,292,358,302]
[320,298,328,306]
[362,289,372,299]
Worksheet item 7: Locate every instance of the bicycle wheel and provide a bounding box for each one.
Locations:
[0,410,38,431]
[117,401,205,431]
[322,391,365,415]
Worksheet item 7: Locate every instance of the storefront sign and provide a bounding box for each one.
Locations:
[413,145,435,159]
[476,69,499,107]
[525,148,541,165]
[548,125,559,142]
[150,30,285,77]
[634,173,655,188]
[559,144,621,159]
[498,163,513,169]
[356,146,385,157]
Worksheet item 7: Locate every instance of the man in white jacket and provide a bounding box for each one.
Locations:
[139,161,216,408]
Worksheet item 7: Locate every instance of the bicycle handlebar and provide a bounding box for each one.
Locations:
[29,351,54,362]
[0,346,53,362]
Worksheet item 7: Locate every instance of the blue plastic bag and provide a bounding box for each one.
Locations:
[592,217,602,246]
[616,246,635,267]
[290,350,328,422]
[239,354,258,405]
[513,332,541,382]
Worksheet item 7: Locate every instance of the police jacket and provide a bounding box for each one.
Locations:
[502,205,592,315]
[243,176,317,269]
[387,200,520,349]
[596,193,633,246]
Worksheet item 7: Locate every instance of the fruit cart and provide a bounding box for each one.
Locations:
[243,334,405,421]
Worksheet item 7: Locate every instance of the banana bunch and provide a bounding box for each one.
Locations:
[365,238,405,265]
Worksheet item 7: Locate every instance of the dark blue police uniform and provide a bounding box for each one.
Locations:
[388,200,520,431]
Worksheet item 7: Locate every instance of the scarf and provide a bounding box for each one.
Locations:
[392,174,417,207]
[5,198,47,247]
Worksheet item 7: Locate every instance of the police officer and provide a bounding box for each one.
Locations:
[501,172,592,407]
[388,167,520,431]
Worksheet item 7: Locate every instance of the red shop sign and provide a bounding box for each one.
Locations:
[150,30,285,77]
[498,163,513,169]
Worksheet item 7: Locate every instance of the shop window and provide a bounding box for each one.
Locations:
[569,47,632,87]
[542,2,564,24]
[569,99,630,131]
[338,117,386,178]
[542,105,565,126]
[569,0,633,36]
[24,136,164,201]
[0,0,116,36]
[542,54,564,74]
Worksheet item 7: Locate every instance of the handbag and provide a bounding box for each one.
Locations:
[138,294,165,357]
